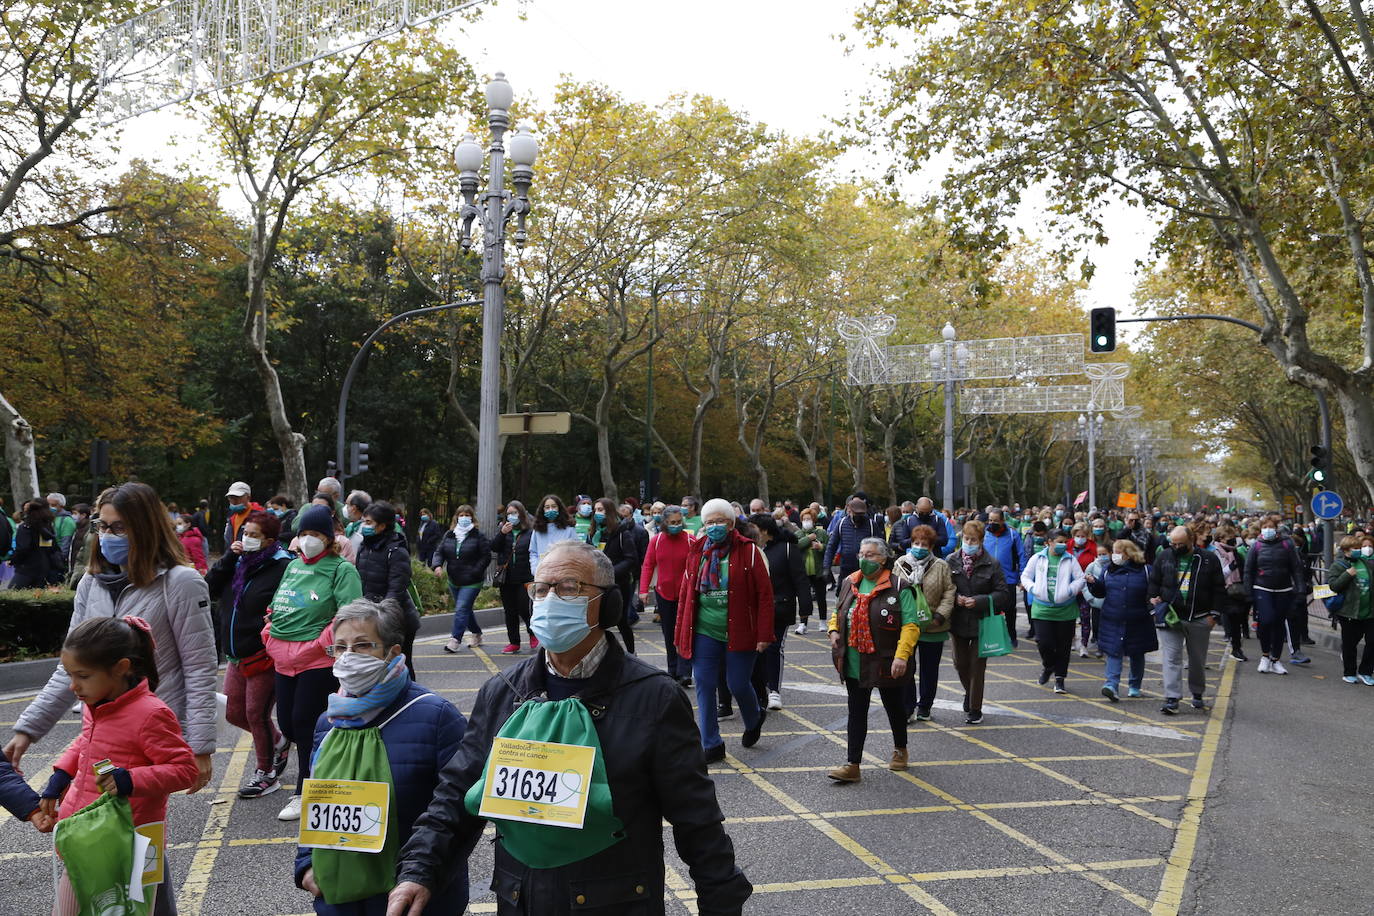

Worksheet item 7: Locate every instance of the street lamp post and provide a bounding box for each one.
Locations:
[455,73,538,527]
[929,323,971,511]
[1077,406,1104,511]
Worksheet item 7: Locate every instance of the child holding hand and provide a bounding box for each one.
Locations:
[39,616,199,915]
[0,752,47,830]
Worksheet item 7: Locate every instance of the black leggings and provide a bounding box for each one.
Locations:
[1338,617,1374,677]
[501,581,533,645]
[845,680,907,764]
[805,575,828,621]
[275,666,339,793]
[1033,618,1076,678]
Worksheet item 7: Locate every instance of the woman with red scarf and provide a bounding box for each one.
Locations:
[827,537,921,782]
[675,498,774,763]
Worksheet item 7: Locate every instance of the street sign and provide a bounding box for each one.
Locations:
[499,412,571,436]
[1311,490,1344,519]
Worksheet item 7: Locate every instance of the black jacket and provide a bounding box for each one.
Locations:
[356,529,417,622]
[762,532,812,627]
[433,528,491,587]
[417,519,444,566]
[491,526,534,586]
[1149,546,1225,620]
[1124,524,1161,565]
[1242,536,1306,596]
[590,524,640,594]
[948,550,1014,639]
[205,546,292,660]
[10,523,64,588]
[396,636,752,915]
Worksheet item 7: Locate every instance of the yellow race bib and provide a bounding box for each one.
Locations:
[477,737,595,829]
[298,779,390,853]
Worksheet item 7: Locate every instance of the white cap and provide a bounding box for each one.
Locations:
[225,481,251,498]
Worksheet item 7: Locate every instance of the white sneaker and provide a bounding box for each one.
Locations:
[1271,660,1288,675]
[1257,657,1273,673]
[466,632,482,648]
[793,622,807,636]
[443,638,461,653]
[277,795,302,821]
[767,691,782,710]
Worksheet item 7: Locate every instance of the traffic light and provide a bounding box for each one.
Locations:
[1310,444,1329,485]
[349,441,370,476]
[1089,307,1116,353]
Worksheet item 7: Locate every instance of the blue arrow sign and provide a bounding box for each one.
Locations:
[1312,490,1343,520]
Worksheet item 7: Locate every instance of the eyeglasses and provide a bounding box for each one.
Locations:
[324,641,379,657]
[526,580,603,600]
[94,522,128,535]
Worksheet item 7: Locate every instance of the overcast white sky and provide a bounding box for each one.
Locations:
[122,0,1160,316]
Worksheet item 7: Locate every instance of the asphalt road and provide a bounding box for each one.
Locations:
[1,604,1366,914]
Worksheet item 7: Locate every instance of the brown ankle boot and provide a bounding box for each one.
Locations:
[888,748,908,771]
[827,762,861,782]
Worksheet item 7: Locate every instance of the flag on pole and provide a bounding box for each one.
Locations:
[1074,491,1088,507]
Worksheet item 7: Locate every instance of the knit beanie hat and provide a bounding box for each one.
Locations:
[297,505,336,538]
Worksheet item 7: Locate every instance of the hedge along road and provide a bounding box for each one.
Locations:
[1,604,1369,914]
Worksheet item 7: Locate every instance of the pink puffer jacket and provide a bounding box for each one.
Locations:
[52,679,199,828]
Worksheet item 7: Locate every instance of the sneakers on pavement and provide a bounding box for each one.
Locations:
[767,691,782,711]
[501,644,520,655]
[1271,659,1289,675]
[271,738,290,782]
[529,634,539,651]
[1053,678,1068,695]
[1257,657,1273,673]
[1288,652,1311,665]
[915,707,932,721]
[1038,668,1052,686]
[1127,687,1143,698]
[1191,694,1206,710]
[964,712,983,725]
[465,632,483,648]
[1102,684,1119,703]
[443,638,462,654]
[703,743,726,764]
[741,710,767,748]
[277,795,302,821]
[1160,699,1180,716]
[1229,647,1248,662]
[238,769,281,799]
[1343,675,1360,684]
[717,703,735,720]
[794,622,807,636]
[1360,674,1374,686]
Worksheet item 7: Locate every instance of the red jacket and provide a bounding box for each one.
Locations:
[179,530,208,574]
[674,530,774,657]
[1071,541,1098,572]
[53,679,199,828]
[640,530,691,601]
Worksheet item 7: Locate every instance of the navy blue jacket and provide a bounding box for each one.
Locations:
[0,755,39,821]
[1088,562,1159,658]
[295,682,468,915]
[433,528,491,588]
[823,514,885,576]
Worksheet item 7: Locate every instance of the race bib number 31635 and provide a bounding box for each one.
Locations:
[298,779,389,852]
[478,738,596,829]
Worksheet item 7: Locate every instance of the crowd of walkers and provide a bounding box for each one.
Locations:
[0,475,1365,915]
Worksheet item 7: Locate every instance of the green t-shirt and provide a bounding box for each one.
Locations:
[845,578,920,678]
[1108,519,1124,536]
[267,555,363,643]
[684,516,703,535]
[1176,554,1195,599]
[52,513,76,541]
[574,515,592,538]
[695,558,729,641]
[1031,554,1079,621]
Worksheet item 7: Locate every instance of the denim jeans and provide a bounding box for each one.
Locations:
[654,592,688,678]
[1103,653,1145,691]
[691,633,760,751]
[449,584,482,638]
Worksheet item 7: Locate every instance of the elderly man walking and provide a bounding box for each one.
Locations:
[386,539,751,916]
[1149,525,1225,715]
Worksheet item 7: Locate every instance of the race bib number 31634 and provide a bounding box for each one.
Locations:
[298,779,389,852]
[478,738,596,829]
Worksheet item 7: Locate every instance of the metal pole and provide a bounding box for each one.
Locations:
[1087,412,1097,513]
[826,370,835,509]
[336,300,482,484]
[643,341,654,503]
[475,109,509,530]
[1318,389,1334,569]
[942,329,955,512]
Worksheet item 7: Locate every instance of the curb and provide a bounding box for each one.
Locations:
[0,605,510,694]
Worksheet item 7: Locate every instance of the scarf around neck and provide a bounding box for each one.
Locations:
[230,541,280,608]
[846,568,891,654]
[326,655,410,728]
[698,533,732,592]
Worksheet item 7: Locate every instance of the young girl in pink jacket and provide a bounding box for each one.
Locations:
[38,616,199,916]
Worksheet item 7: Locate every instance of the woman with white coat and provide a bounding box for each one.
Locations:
[1021,531,1087,694]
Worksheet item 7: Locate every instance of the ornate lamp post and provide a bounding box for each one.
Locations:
[454,73,538,526]
[1077,406,1105,511]
[929,323,971,511]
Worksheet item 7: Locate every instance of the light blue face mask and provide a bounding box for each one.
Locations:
[705,523,729,543]
[909,546,930,560]
[360,524,377,537]
[593,512,606,523]
[507,513,520,525]
[961,542,980,555]
[529,594,595,652]
[100,533,130,566]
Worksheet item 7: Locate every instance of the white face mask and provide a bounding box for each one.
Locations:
[456,517,473,531]
[333,650,393,695]
[175,523,187,533]
[1363,546,1373,558]
[802,520,814,530]
[241,536,262,552]
[1111,553,1126,566]
[299,535,327,559]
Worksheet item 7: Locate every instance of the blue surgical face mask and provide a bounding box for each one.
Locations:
[961,541,980,555]
[1050,543,1067,557]
[594,512,606,523]
[360,524,377,537]
[100,533,130,566]
[909,546,930,560]
[421,514,430,522]
[653,513,664,523]
[665,524,684,535]
[228,503,246,514]
[507,513,520,525]
[529,594,595,652]
[1261,527,1277,540]
[578,504,593,517]
[705,523,729,543]
[544,509,559,520]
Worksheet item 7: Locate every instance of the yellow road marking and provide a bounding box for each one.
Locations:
[179,730,252,915]
[1150,654,1236,914]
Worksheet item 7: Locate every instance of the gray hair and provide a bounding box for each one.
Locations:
[346,490,372,512]
[662,504,684,519]
[47,492,66,507]
[860,537,890,558]
[541,538,615,587]
[317,476,343,498]
[334,597,406,649]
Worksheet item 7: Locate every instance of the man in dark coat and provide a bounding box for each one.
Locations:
[1149,525,1226,714]
[386,540,751,916]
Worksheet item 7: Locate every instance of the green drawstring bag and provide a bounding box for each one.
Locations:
[464,697,625,869]
[308,727,399,905]
[53,793,150,916]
